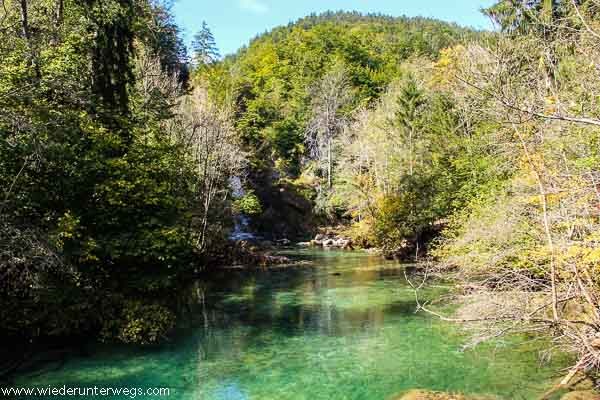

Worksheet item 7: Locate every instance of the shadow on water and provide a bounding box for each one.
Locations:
[15,249,569,400]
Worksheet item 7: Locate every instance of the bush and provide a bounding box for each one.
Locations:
[233,191,262,216]
[347,219,376,248]
[372,196,413,253]
[101,301,175,345]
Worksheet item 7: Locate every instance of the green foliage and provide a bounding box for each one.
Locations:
[84,0,136,118]
[101,300,175,345]
[334,72,512,255]
[204,12,478,176]
[484,0,567,35]
[393,75,425,136]
[233,191,263,216]
[0,0,201,347]
[192,21,220,67]
[371,196,413,251]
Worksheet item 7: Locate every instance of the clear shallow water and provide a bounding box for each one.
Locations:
[17,249,567,399]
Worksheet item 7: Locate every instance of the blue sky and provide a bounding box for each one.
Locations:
[173,0,497,57]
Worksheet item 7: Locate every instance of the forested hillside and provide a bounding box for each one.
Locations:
[199,11,480,238]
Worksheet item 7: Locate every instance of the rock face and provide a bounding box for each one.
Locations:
[308,231,354,249]
[250,178,323,240]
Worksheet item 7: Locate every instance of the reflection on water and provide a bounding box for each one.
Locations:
[17,249,567,399]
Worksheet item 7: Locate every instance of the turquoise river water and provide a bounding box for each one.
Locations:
[16,249,568,399]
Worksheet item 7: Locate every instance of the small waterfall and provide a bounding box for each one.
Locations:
[230,214,256,241]
[229,176,256,241]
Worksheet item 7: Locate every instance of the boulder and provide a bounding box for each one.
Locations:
[314,233,326,242]
[322,238,335,247]
[334,238,347,247]
[297,241,311,247]
[333,238,354,249]
[310,232,354,249]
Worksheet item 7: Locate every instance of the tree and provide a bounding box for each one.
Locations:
[305,66,352,189]
[484,0,568,35]
[168,88,245,253]
[85,0,136,121]
[393,76,425,176]
[191,21,219,67]
[429,1,600,387]
[209,12,476,179]
[0,0,212,349]
[139,0,190,84]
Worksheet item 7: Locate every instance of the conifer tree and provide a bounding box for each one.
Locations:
[192,21,220,67]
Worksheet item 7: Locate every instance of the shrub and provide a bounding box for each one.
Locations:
[233,191,263,216]
[101,301,175,345]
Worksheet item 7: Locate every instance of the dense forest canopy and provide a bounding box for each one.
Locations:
[2,0,600,391]
[204,11,481,175]
[194,12,486,239]
[0,0,241,351]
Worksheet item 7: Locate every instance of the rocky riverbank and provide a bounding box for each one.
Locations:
[297,228,355,249]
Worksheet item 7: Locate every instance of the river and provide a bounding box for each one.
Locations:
[16,249,568,399]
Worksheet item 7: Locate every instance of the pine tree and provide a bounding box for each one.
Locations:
[191,21,220,67]
[394,76,424,176]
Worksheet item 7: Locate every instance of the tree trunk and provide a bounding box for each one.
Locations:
[56,0,64,27]
[513,123,559,320]
[19,0,29,40]
[327,137,332,189]
[409,126,414,176]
